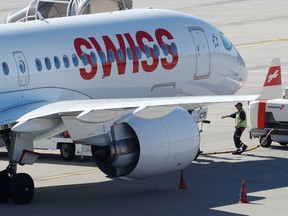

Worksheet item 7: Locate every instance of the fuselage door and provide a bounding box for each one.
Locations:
[188,27,211,79]
[13,51,29,86]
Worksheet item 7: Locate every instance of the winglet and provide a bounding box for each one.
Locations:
[257,58,283,100]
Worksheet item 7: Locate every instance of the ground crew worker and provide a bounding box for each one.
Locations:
[221,102,248,155]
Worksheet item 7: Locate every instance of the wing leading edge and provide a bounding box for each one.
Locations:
[11,94,258,133]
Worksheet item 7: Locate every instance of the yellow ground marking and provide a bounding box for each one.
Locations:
[236,37,288,49]
[36,168,101,181]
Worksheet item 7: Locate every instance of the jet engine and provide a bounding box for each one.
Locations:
[91,107,200,179]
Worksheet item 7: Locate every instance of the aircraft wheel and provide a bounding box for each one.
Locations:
[10,173,34,204]
[260,135,272,148]
[0,169,11,203]
[60,143,75,161]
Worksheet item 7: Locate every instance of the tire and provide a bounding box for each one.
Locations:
[260,135,272,148]
[10,173,34,205]
[60,143,75,161]
[279,142,288,146]
[0,170,11,203]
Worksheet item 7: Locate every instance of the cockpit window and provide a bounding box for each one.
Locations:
[220,32,232,51]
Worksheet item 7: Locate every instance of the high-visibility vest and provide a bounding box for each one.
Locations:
[236,109,247,128]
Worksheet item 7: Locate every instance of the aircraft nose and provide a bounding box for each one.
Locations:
[236,52,247,85]
[219,32,247,91]
[225,51,247,94]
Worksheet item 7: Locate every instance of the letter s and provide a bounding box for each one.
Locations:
[74,38,97,80]
[136,31,159,73]
[155,29,178,70]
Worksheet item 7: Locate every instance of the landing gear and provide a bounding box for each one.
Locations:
[0,165,35,204]
[10,173,34,204]
[0,169,11,203]
[0,130,35,204]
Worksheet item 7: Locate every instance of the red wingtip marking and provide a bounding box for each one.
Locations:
[263,66,281,87]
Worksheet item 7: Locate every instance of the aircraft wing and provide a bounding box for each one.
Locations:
[11,94,258,132]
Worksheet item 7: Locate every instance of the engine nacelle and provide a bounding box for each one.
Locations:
[91,107,200,179]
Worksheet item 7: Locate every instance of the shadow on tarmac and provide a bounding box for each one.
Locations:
[0,150,95,167]
[1,151,288,216]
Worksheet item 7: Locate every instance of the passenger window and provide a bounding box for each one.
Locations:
[72,54,79,67]
[19,60,26,73]
[2,62,9,75]
[54,56,61,69]
[126,47,133,60]
[136,47,142,59]
[35,58,42,71]
[144,45,150,58]
[118,48,124,62]
[162,44,169,56]
[171,42,178,56]
[63,55,70,68]
[90,52,97,65]
[153,44,160,57]
[99,51,106,64]
[45,57,52,70]
[108,50,115,62]
[81,53,88,66]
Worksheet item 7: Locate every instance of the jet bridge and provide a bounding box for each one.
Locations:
[5,0,133,23]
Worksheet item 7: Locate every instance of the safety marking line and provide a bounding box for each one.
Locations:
[36,169,101,181]
[201,145,260,155]
[236,41,277,49]
[236,37,288,49]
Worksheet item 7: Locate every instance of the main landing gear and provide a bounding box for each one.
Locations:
[0,165,34,204]
[0,130,35,205]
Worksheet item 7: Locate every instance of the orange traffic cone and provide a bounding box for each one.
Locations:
[239,179,249,203]
[178,170,188,189]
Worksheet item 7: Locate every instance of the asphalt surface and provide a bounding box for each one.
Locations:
[1,1,288,215]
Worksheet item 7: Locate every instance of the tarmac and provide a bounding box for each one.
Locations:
[1,0,288,215]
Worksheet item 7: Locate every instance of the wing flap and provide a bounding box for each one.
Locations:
[133,105,177,119]
[12,118,62,133]
[77,109,126,123]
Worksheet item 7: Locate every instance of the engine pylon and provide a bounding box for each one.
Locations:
[239,179,249,203]
[178,169,188,189]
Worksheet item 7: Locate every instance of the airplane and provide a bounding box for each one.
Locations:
[0,7,258,204]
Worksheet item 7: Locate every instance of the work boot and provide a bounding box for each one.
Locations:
[241,144,247,153]
[232,149,242,155]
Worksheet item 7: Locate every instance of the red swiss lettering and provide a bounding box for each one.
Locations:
[136,31,159,73]
[124,33,139,73]
[155,28,178,70]
[102,34,127,76]
[74,38,97,80]
[73,28,178,80]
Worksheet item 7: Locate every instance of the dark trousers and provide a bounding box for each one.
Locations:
[233,127,245,148]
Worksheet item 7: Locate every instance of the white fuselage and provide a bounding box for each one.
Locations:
[0,9,246,115]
